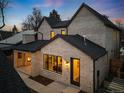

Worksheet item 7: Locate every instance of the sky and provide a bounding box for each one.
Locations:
[2,0,124,31]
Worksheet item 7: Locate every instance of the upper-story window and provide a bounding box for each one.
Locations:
[50,31,55,38]
[61,30,66,35]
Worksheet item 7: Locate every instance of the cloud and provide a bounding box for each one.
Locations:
[33,0,62,8]
[55,0,62,7]
[112,18,124,24]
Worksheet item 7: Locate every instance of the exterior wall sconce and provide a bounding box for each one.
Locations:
[66,61,69,64]
[27,57,31,62]
[65,61,69,66]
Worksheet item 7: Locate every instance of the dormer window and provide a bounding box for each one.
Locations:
[61,30,66,35]
[51,31,55,38]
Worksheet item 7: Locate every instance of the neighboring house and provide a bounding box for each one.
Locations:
[0,50,31,93]
[0,30,35,44]
[120,29,124,47]
[0,30,14,41]
[0,30,36,66]
[12,3,121,93]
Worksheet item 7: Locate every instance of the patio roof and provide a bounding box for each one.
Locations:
[0,51,31,93]
[13,40,49,52]
[13,34,106,60]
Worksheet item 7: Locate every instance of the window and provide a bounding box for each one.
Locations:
[18,52,22,59]
[61,30,66,35]
[51,31,55,38]
[43,54,62,74]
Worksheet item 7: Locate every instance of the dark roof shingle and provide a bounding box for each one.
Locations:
[41,34,107,60]
[0,30,14,41]
[38,17,70,29]
[13,40,49,52]
[13,35,106,60]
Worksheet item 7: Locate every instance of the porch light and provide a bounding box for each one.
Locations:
[27,57,31,62]
[65,61,69,66]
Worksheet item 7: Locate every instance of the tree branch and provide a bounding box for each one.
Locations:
[0,8,5,29]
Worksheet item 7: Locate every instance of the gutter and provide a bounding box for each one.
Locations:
[93,51,108,93]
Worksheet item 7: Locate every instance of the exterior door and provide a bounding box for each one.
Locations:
[70,58,80,86]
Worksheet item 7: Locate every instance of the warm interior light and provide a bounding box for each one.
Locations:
[27,57,31,62]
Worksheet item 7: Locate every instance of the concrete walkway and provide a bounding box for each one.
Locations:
[18,72,77,93]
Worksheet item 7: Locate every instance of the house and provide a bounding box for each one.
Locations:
[0,30,14,41]
[38,3,121,60]
[0,50,31,93]
[12,3,121,93]
[0,30,36,66]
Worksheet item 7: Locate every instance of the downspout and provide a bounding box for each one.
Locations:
[66,27,68,35]
[93,59,95,93]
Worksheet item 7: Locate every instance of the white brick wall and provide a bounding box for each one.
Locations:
[68,7,119,59]
[38,20,52,40]
[95,55,108,90]
[40,38,94,93]
[68,7,106,48]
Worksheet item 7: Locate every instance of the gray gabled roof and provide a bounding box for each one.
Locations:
[0,51,31,93]
[38,16,70,29]
[12,34,106,60]
[13,40,49,52]
[44,34,107,60]
[0,30,15,41]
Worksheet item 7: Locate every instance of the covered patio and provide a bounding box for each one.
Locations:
[14,50,32,75]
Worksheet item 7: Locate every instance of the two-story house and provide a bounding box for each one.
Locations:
[13,3,121,93]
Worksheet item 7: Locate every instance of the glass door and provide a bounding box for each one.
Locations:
[70,58,80,86]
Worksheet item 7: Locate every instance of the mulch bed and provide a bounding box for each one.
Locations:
[29,75,54,86]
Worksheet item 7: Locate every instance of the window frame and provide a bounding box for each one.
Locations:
[61,30,66,35]
[50,31,55,38]
[18,52,22,59]
[43,54,62,74]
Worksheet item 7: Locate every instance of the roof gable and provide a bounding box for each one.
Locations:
[41,34,107,60]
[38,16,70,29]
[68,3,121,31]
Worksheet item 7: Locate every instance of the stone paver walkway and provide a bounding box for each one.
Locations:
[18,72,78,93]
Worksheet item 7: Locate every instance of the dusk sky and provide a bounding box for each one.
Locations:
[3,0,124,31]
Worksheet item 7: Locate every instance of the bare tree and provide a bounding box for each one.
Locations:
[22,8,42,31]
[12,25,18,34]
[0,0,8,29]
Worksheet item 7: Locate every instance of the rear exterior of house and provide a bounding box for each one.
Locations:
[12,3,121,93]
[13,35,108,93]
